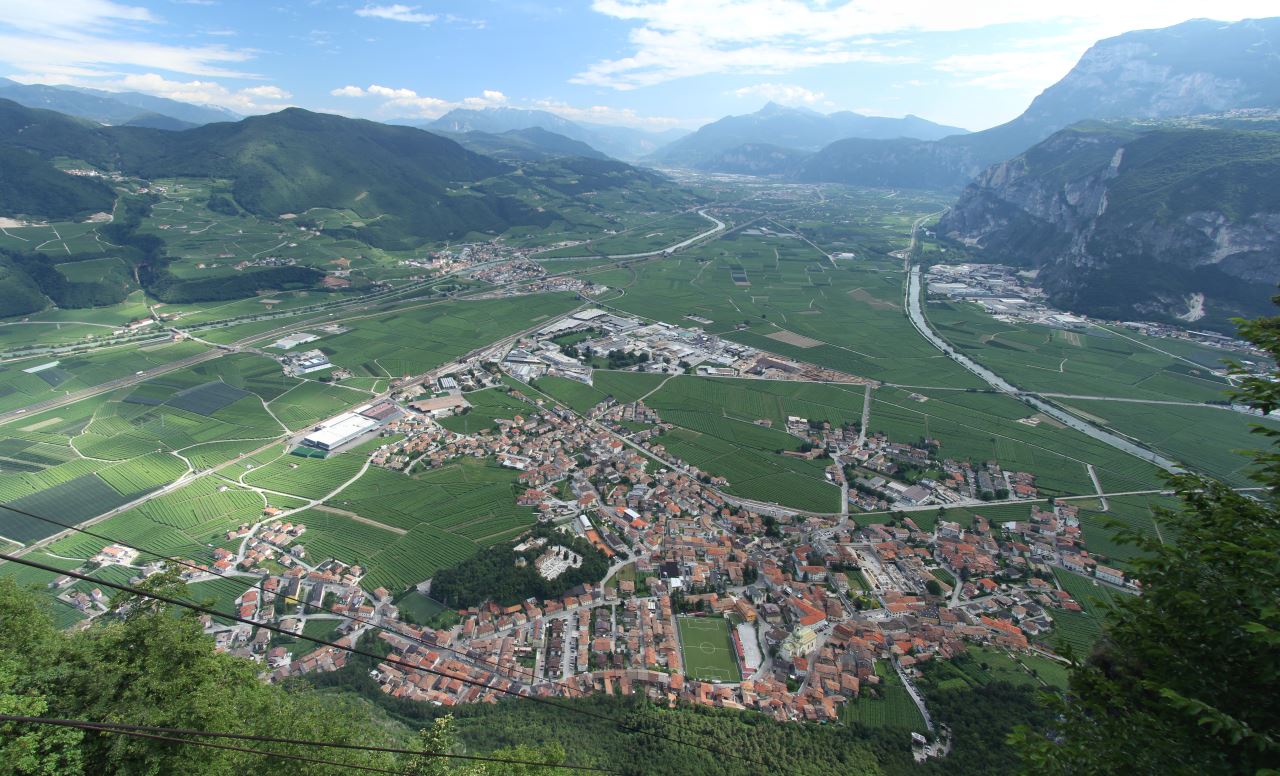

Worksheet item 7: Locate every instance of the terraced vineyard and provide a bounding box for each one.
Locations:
[841,662,927,731]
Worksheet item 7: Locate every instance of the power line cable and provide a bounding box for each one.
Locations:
[0,499,579,692]
[0,714,616,773]
[0,550,772,770]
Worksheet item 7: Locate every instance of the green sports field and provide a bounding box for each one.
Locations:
[678,615,742,682]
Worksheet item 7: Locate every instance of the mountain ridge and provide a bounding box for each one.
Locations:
[795,16,1280,190]
[936,120,1280,328]
[0,81,238,130]
[647,102,968,169]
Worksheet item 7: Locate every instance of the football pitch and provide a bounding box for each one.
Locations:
[678,616,742,682]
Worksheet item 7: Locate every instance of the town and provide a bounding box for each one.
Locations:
[40,313,1134,731]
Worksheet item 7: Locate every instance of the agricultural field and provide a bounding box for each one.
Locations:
[677,615,742,682]
[38,478,270,565]
[289,457,539,592]
[588,228,987,388]
[926,300,1235,403]
[0,321,122,350]
[1044,568,1134,658]
[1056,400,1275,487]
[268,380,371,432]
[0,338,210,414]
[1048,608,1104,658]
[138,178,408,280]
[0,219,116,256]
[648,376,866,430]
[841,662,927,731]
[534,211,716,258]
[1053,568,1129,613]
[866,387,1167,496]
[310,294,579,379]
[241,444,370,501]
[0,351,334,544]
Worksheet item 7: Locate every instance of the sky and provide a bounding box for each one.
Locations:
[0,0,1275,133]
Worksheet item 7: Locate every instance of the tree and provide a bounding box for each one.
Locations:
[1013,303,1280,775]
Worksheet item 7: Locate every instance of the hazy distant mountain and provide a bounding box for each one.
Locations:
[647,102,968,169]
[799,17,1280,190]
[419,107,685,161]
[433,127,611,162]
[937,119,1280,328]
[0,80,237,129]
[687,142,811,176]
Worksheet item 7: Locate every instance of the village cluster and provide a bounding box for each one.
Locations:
[40,310,1134,728]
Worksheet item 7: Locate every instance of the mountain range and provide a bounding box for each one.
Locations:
[0,78,238,129]
[0,98,690,312]
[416,107,688,161]
[431,126,611,162]
[645,102,968,169]
[794,17,1280,189]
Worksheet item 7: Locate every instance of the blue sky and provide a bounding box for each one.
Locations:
[0,1,1274,132]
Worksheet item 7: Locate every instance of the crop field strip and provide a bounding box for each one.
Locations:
[1055,399,1277,487]
[841,662,927,730]
[926,301,1235,403]
[0,352,334,545]
[867,387,1167,496]
[0,339,212,414]
[1046,567,1134,657]
[314,294,580,380]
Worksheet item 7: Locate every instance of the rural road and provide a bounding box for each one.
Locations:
[534,208,725,260]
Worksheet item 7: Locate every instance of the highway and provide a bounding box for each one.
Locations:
[904,266,1183,473]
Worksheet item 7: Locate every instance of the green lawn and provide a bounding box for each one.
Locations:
[678,616,742,682]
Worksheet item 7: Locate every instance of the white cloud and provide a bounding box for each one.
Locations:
[463,89,508,107]
[0,0,259,81]
[355,4,438,24]
[580,0,1280,89]
[324,84,509,118]
[368,84,419,99]
[731,83,825,105]
[530,99,687,129]
[2,1,154,34]
[89,73,293,113]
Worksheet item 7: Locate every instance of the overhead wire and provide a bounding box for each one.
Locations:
[0,499,580,692]
[0,549,774,770]
[0,714,618,773]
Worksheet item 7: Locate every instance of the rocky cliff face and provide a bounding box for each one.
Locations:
[798,17,1280,191]
[938,124,1280,328]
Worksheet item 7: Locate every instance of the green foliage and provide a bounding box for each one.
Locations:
[0,578,579,775]
[430,524,610,608]
[1014,302,1280,774]
[0,145,114,219]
